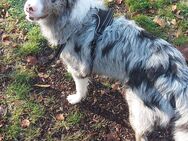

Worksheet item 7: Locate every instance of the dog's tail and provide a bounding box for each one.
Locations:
[174,86,188,141]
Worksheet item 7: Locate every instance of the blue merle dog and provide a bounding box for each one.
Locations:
[24,0,188,140]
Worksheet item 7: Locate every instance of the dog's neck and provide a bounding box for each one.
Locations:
[37,0,104,46]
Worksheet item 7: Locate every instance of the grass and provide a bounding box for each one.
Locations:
[18,26,45,56]
[66,111,83,126]
[133,15,167,39]
[0,1,45,139]
[65,72,73,81]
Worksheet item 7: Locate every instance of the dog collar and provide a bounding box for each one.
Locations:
[44,43,66,66]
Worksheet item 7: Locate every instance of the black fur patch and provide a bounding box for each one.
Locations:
[170,95,176,109]
[139,30,157,40]
[74,43,81,53]
[147,65,166,82]
[127,62,147,87]
[102,42,116,57]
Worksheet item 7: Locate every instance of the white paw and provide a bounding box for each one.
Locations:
[67,94,82,104]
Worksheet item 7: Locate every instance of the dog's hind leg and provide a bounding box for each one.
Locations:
[67,74,89,104]
[174,113,188,141]
[125,87,155,141]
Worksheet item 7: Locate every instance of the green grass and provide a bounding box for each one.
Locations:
[2,101,44,140]
[174,35,188,46]
[65,72,73,81]
[134,15,167,39]
[125,0,150,12]
[18,26,46,56]
[66,111,83,126]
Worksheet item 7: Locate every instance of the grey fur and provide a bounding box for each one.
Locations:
[24,0,188,140]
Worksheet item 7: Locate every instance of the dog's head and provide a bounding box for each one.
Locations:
[24,0,75,22]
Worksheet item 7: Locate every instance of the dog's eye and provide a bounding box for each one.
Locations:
[51,0,56,3]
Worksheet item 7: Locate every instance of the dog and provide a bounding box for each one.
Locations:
[24,0,188,140]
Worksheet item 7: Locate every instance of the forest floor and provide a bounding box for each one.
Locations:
[0,0,188,140]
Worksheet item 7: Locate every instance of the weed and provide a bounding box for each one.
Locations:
[64,72,73,81]
[66,111,83,126]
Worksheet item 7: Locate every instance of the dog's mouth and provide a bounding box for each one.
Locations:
[27,14,48,21]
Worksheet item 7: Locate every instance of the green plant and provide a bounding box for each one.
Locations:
[66,111,83,126]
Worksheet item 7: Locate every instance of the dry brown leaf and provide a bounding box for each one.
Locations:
[26,56,38,65]
[172,5,177,12]
[176,10,184,19]
[21,119,30,128]
[2,34,11,45]
[116,0,122,4]
[56,114,65,121]
[12,43,18,48]
[175,30,182,38]
[38,73,49,79]
[153,16,166,28]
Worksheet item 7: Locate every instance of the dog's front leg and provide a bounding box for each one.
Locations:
[67,73,89,104]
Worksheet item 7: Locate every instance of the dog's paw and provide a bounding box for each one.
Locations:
[67,94,82,104]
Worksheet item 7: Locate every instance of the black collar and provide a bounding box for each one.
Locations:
[44,43,66,66]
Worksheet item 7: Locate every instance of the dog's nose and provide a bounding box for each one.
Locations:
[26,4,37,13]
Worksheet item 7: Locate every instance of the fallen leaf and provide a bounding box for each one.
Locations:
[34,84,51,88]
[21,119,30,128]
[56,114,65,121]
[175,30,182,38]
[12,43,18,48]
[153,16,166,28]
[172,5,177,12]
[38,73,49,79]
[2,34,11,45]
[26,56,38,65]
[171,19,177,25]
[112,83,119,91]
[176,10,184,19]
[116,0,122,4]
